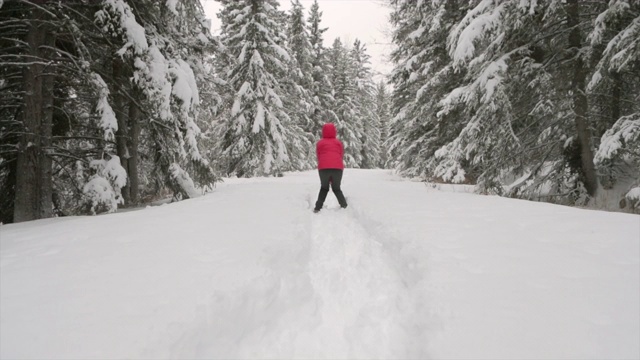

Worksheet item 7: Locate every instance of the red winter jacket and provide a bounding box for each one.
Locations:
[316,123,345,170]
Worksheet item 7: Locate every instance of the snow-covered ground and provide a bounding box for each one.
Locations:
[1,169,638,359]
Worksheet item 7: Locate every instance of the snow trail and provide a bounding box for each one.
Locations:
[168,195,429,359]
[299,202,427,358]
[2,170,638,359]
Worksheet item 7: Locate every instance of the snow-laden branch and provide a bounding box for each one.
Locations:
[96,0,148,57]
[595,113,640,164]
[447,0,506,68]
[89,73,118,141]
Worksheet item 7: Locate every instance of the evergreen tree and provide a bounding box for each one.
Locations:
[387,0,467,178]
[589,0,640,207]
[387,0,639,209]
[285,0,315,166]
[375,81,392,168]
[351,40,381,169]
[307,0,338,130]
[0,0,221,222]
[328,38,362,167]
[218,0,307,177]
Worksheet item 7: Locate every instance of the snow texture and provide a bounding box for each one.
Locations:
[3,170,637,359]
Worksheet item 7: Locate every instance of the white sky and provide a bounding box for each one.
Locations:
[200,0,393,81]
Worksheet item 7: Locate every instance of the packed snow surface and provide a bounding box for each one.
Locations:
[1,170,639,359]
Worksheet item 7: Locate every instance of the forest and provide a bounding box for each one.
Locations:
[0,0,638,224]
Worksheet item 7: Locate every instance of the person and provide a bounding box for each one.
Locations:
[314,123,348,212]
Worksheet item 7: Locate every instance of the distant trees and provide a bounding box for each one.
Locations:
[214,0,385,175]
[388,0,640,210]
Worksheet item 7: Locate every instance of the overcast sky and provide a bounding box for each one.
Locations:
[200,0,393,81]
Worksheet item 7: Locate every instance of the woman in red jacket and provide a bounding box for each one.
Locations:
[314,123,348,212]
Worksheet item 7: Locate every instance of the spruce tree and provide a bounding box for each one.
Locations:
[351,40,381,169]
[285,0,315,166]
[0,0,221,222]
[375,81,392,168]
[328,38,362,167]
[307,0,338,130]
[218,0,307,177]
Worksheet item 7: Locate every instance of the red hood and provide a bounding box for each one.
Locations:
[322,123,337,139]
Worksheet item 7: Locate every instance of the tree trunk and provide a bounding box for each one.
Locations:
[566,0,598,196]
[40,28,55,219]
[14,6,54,222]
[127,96,141,205]
[112,58,130,205]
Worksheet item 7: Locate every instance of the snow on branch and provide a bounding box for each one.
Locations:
[270,43,291,62]
[169,163,201,198]
[96,0,149,57]
[594,113,640,164]
[83,156,127,214]
[434,142,467,183]
[626,187,640,209]
[133,45,173,121]
[253,101,265,133]
[606,16,640,71]
[517,0,539,15]
[448,0,505,67]
[589,0,632,46]
[90,73,118,141]
[166,0,180,16]
[438,56,508,116]
[170,59,200,115]
[588,12,640,90]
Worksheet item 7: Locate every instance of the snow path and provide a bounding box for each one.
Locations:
[1,170,639,359]
[157,194,429,359]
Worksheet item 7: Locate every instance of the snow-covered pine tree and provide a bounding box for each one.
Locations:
[374,80,392,168]
[307,0,338,131]
[328,37,363,167]
[388,0,639,210]
[351,40,381,169]
[430,0,554,191]
[588,0,640,210]
[284,0,315,167]
[387,0,467,178]
[0,0,222,223]
[0,0,130,221]
[432,0,606,202]
[218,0,308,177]
[94,0,218,203]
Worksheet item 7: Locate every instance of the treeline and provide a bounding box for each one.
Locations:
[0,0,390,223]
[388,0,639,211]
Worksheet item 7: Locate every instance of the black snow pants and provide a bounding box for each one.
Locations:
[314,169,348,210]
